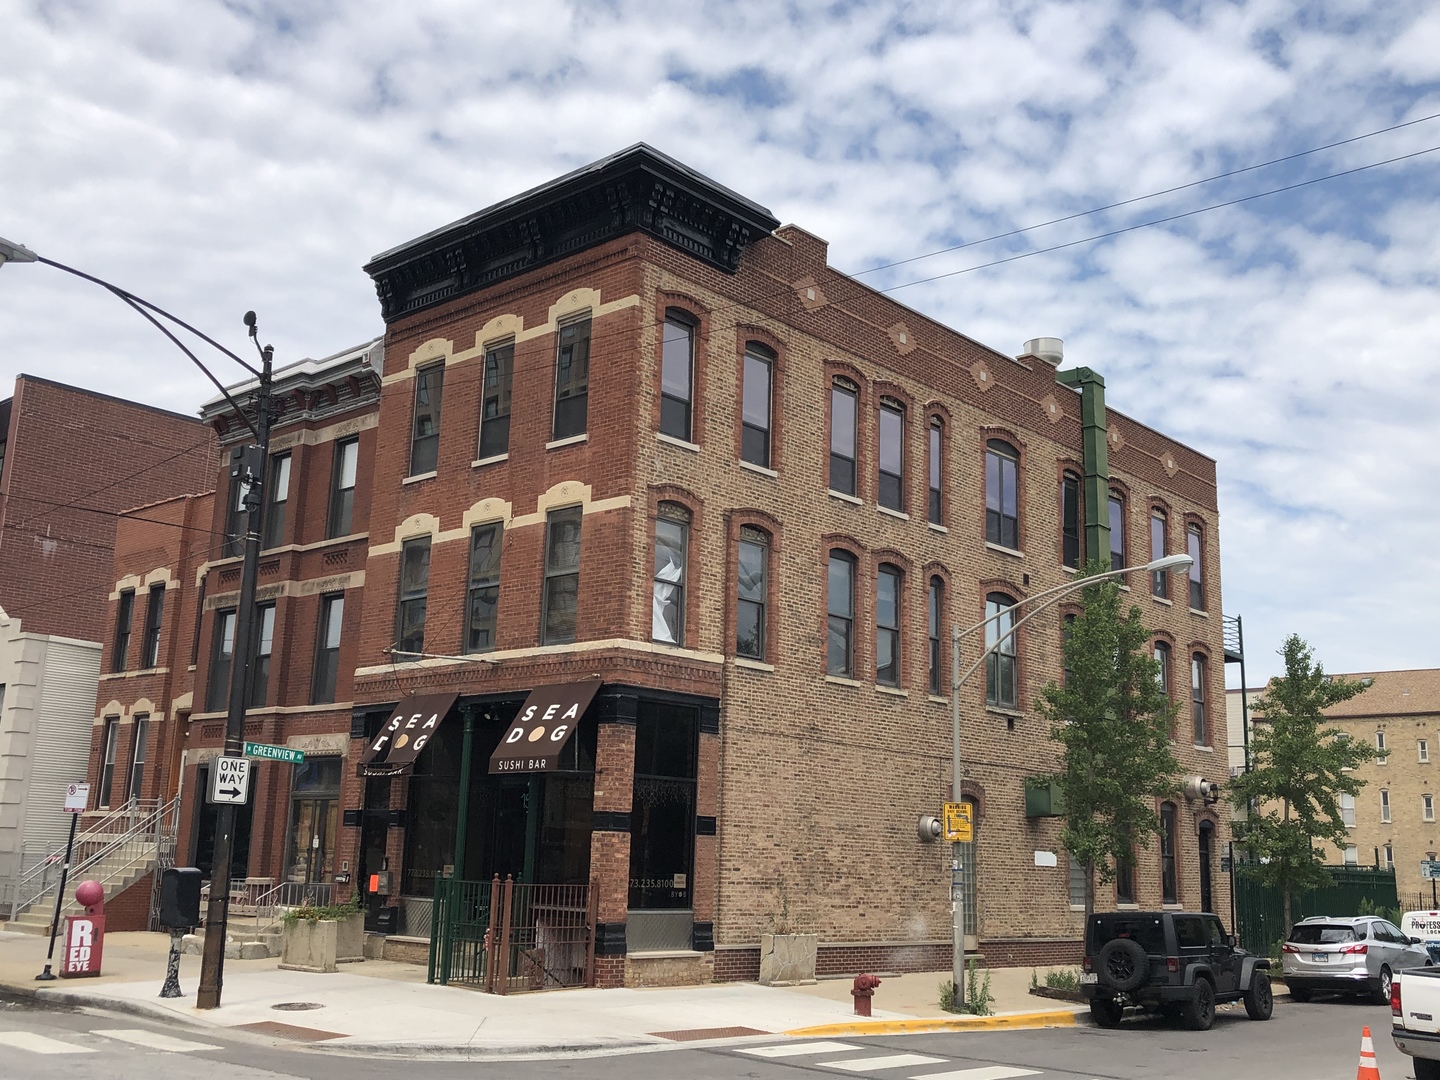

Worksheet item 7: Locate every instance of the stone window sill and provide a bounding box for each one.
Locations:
[985,542,1024,560]
[1151,595,1173,606]
[1189,608,1209,618]
[927,522,948,534]
[825,674,863,688]
[876,685,908,698]
[546,433,588,450]
[828,489,862,506]
[656,432,700,452]
[472,453,509,468]
[739,460,778,479]
[986,706,1025,720]
[929,695,950,705]
[402,471,437,486]
[878,506,910,522]
[732,657,775,673]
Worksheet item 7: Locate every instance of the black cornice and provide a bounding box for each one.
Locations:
[363,144,781,325]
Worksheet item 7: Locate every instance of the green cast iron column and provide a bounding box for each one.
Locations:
[1056,366,1110,560]
[453,707,477,880]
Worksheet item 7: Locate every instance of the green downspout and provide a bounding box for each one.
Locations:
[453,707,477,881]
[1056,366,1110,562]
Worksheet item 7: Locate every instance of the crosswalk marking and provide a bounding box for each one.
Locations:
[737,1040,865,1057]
[92,1028,222,1052]
[908,1068,1041,1080]
[0,1031,97,1054]
[822,1053,949,1071]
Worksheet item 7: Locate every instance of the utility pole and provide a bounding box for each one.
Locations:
[197,314,273,1010]
[950,624,966,1005]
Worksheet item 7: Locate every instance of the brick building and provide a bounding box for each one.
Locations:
[1230,670,1440,908]
[334,144,1231,986]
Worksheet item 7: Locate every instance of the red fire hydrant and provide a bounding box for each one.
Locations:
[852,973,882,1016]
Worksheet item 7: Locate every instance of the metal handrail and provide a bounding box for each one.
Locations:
[8,799,163,900]
[9,797,178,921]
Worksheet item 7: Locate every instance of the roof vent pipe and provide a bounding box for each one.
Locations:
[1022,337,1064,366]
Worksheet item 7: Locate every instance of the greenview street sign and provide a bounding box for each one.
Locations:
[243,741,304,764]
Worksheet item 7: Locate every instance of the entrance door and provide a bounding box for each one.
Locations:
[1198,822,1215,913]
[284,759,341,894]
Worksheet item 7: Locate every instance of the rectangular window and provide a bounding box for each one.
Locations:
[553,317,591,440]
[1187,524,1204,609]
[224,472,248,558]
[247,603,276,708]
[98,718,119,807]
[876,565,901,686]
[736,530,767,659]
[1116,852,1135,905]
[140,584,165,669]
[928,578,943,696]
[113,589,135,672]
[985,441,1019,549]
[478,341,514,459]
[1160,803,1178,904]
[1150,512,1168,598]
[396,536,431,656]
[207,609,236,712]
[1192,653,1208,745]
[312,594,344,704]
[542,507,582,644]
[263,452,291,549]
[127,714,149,802]
[878,401,904,511]
[1155,641,1172,697]
[1108,494,1125,573]
[830,379,858,495]
[1377,729,1388,759]
[1344,844,1359,866]
[1427,795,1436,822]
[410,364,444,475]
[1068,854,1086,908]
[660,312,694,441]
[327,437,359,538]
[826,551,855,676]
[1061,473,1081,569]
[1340,792,1356,827]
[985,594,1018,709]
[1385,844,1395,870]
[465,524,502,653]
[741,346,772,468]
[1422,740,1431,763]
[651,509,689,646]
[1381,789,1391,823]
[928,420,943,525]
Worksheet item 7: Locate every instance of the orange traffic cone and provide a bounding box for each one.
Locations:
[1356,1025,1381,1080]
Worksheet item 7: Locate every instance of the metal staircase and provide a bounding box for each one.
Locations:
[4,798,179,934]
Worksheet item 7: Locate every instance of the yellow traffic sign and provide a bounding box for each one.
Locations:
[943,801,973,843]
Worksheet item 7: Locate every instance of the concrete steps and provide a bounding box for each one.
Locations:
[7,853,157,934]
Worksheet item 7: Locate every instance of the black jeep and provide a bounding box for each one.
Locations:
[1080,910,1273,1030]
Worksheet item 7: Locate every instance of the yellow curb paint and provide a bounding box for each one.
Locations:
[783,1010,1078,1038]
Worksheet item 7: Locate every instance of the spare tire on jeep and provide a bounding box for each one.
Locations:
[1097,938,1149,992]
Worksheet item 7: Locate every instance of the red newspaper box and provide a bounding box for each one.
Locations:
[60,914,104,977]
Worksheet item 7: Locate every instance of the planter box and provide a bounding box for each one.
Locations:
[758,932,817,985]
[279,913,365,973]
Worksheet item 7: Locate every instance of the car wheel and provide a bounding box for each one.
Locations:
[1243,971,1273,1020]
[1097,938,1150,993]
[1288,985,1312,1003]
[1415,1057,1440,1080]
[1183,977,1216,1031]
[1374,967,1393,1006]
[1090,997,1124,1028]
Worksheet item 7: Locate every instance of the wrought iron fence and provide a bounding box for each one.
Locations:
[1234,866,1399,954]
[430,875,594,992]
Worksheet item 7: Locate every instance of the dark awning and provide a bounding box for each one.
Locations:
[489,678,602,775]
[361,693,458,772]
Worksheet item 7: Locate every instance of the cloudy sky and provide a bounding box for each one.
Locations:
[3,0,1437,689]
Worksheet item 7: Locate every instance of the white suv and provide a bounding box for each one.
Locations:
[1282,915,1429,1003]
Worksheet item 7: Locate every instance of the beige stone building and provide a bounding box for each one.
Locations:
[1229,670,1440,908]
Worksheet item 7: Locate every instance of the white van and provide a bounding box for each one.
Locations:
[1402,911,1440,964]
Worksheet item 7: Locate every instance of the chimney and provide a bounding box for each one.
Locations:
[1021,337,1064,367]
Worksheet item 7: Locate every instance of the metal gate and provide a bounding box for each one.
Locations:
[1234,866,1399,954]
[429,875,595,992]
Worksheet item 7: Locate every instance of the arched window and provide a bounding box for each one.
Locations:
[652,503,691,646]
[741,343,773,467]
[830,378,859,496]
[826,550,856,676]
[1160,802,1178,904]
[928,418,944,525]
[660,310,695,441]
[878,399,905,512]
[985,440,1019,549]
[928,577,943,695]
[985,592,1017,708]
[876,564,902,685]
[736,526,768,659]
[1061,471,1081,569]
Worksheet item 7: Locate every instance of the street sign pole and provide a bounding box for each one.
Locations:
[35,807,81,981]
[197,334,272,1011]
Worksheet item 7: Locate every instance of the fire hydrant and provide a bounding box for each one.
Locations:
[852,973,882,1016]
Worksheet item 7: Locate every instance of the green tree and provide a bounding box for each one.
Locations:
[1229,634,1374,929]
[1036,562,1180,924]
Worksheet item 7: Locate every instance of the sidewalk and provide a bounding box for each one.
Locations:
[0,930,1080,1057]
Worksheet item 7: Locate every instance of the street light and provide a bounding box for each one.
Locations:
[0,235,273,1009]
[945,552,1192,1002]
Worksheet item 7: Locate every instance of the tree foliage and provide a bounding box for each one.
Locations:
[1228,634,1374,926]
[1036,561,1180,922]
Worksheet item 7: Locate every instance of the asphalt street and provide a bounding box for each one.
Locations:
[0,994,1422,1080]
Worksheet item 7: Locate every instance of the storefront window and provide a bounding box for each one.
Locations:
[629,701,698,910]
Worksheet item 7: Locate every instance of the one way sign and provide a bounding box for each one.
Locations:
[208,756,251,805]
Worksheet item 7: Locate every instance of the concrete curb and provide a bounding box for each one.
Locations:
[783,1009,1081,1037]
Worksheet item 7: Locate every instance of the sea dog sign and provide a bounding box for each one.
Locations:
[362,693,458,769]
[489,679,603,774]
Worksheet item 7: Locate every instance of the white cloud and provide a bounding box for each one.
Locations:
[2,0,1438,680]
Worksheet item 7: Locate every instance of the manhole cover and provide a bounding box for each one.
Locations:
[271,1002,325,1011]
